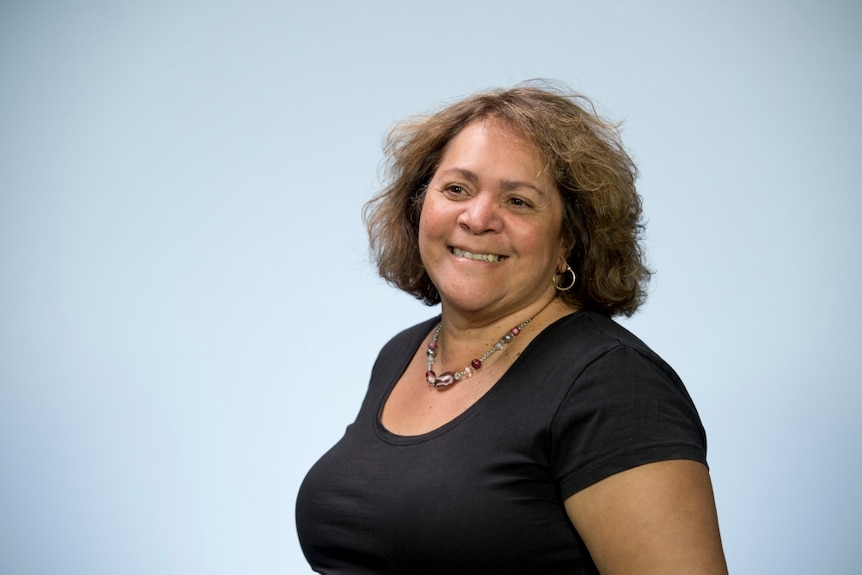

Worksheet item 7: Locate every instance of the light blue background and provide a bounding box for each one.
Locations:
[1,1,859,573]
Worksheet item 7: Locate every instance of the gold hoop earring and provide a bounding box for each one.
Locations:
[553,264,576,292]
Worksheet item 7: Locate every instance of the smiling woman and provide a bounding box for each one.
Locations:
[418,118,565,321]
[364,84,649,317]
[295,83,728,574]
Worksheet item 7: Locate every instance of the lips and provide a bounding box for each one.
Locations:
[450,247,507,263]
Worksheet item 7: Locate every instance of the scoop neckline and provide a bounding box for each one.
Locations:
[374,310,586,445]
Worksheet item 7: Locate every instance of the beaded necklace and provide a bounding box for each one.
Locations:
[425,315,536,389]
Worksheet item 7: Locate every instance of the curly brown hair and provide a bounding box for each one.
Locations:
[363,82,651,317]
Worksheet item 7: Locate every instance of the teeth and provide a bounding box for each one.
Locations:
[452,247,505,262]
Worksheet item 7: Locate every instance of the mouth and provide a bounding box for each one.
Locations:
[450,247,508,263]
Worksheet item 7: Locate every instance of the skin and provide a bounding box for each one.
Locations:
[417,117,568,325]
[565,460,727,574]
[381,117,728,573]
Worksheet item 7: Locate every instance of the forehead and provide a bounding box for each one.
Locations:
[452,116,536,148]
[435,118,554,190]
[441,118,546,168]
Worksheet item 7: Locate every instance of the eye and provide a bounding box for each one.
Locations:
[443,184,469,197]
[508,196,533,209]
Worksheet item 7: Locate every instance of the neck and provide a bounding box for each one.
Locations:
[425,296,577,390]
[439,294,566,338]
[432,296,574,370]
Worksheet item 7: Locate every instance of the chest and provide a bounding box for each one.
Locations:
[296,400,588,574]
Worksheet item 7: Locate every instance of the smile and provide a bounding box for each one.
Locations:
[450,247,507,263]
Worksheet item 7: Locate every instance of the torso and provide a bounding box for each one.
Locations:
[296,310,707,575]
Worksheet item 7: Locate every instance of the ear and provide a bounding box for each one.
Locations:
[556,238,573,274]
[556,256,569,274]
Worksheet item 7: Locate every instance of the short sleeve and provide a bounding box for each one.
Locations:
[551,344,707,499]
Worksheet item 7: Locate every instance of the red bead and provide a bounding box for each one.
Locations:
[511,327,520,335]
[471,359,482,370]
[428,341,437,351]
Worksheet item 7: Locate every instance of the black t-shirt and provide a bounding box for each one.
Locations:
[296,311,707,574]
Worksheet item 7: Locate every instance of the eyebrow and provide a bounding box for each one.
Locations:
[436,167,549,198]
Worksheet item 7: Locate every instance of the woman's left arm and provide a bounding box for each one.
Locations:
[564,459,728,575]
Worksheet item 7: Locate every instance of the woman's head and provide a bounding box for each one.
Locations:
[363,82,650,317]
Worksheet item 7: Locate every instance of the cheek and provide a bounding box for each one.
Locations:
[417,199,447,239]
[533,226,568,269]
[417,209,432,247]
[417,209,436,262]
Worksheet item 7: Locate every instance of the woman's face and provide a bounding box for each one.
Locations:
[419,118,567,319]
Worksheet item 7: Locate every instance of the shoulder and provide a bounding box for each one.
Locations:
[374,316,439,364]
[543,311,696,411]
[352,316,440,417]
[546,310,655,354]
[527,311,674,380]
[367,316,439,382]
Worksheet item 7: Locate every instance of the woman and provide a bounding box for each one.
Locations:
[296,84,727,574]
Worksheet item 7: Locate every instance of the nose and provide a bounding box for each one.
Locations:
[457,193,502,234]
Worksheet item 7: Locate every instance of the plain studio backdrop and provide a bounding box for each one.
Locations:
[1,1,859,573]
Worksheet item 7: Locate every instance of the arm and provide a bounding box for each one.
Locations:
[565,459,727,575]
